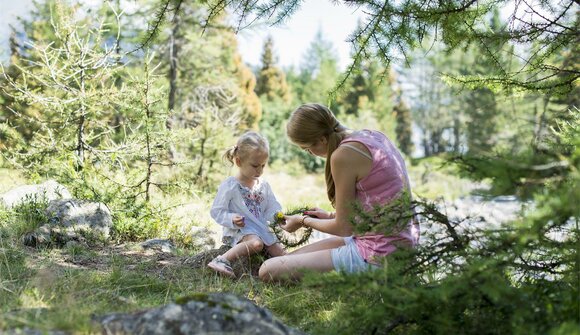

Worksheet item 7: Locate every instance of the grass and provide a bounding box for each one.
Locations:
[0,159,476,334]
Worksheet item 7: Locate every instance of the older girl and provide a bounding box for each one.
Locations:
[259,103,419,282]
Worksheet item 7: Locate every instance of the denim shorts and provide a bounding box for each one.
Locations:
[331,236,379,273]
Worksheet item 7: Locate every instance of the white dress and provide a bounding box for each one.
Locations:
[210,176,282,246]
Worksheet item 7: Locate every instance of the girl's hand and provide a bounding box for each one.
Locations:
[304,207,333,220]
[232,215,245,227]
[280,214,304,233]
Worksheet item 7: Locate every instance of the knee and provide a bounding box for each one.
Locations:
[259,259,276,282]
[249,239,264,252]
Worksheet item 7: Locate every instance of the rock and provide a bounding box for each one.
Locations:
[141,239,175,253]
[22,199,112,248]
[45,199,112,238]
[2,328,68,335]
[95,293,306,335]
[189,226,216,251]
[0,180,71,209]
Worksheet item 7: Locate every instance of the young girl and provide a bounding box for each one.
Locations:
[208,131,286,277]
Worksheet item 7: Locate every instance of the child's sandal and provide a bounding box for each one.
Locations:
[207,256,235,278]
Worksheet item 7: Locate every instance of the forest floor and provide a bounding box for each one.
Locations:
[0,157,481,334]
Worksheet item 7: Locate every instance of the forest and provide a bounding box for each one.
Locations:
[0,0,578,334]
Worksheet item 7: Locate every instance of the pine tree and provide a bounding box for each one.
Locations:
[255,35,291,103]
[393,92,414,156]
[463,9,503,154]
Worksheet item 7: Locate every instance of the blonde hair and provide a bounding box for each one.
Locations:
[286,103,348,207]
[223,131,269,164]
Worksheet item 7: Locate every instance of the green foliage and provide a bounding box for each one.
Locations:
[1,1,124,173]
[258,98,293,164]
[394,97,414,156]
[0,195,49,239]
[350,192,414,237]
[255,35,291,103]
[111,202,168,242]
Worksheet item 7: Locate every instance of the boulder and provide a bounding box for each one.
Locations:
[95,293,306,335]
[22,199,112,248]
[0,180,71,209]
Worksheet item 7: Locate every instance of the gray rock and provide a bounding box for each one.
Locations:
[22,199,112,248]
[0,180,71,209]
[189,226,216,251]
[141,238,176,253]
[95,293,306,335]
[45,199,112,238]
[2,328,68,335]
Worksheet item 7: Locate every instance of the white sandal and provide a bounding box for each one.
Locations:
[207,256,235,278]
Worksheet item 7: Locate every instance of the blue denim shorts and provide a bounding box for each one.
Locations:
[331,236,380,273]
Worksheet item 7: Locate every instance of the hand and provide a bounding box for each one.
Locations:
[280,214,304,233]
[303,207,333,220]
[232,215,245,228]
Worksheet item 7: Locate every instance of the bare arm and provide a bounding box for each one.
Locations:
[281,144,371,236]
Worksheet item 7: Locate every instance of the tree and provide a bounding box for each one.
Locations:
[255,35,291,103]
[135,1,262,132]
[393,92,414,156]
[191,2,579,333]
[1,1,123,172]
[285,28,341,172]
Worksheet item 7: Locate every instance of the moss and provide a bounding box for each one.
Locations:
[174,293,210,305]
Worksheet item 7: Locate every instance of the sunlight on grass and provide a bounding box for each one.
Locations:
[0,168,26,193]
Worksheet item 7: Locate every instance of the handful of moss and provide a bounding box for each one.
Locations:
[269,206,314,248]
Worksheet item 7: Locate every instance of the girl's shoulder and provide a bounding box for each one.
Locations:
[258,178,272,190]
[219,176,239,189]
[344,129,387,142]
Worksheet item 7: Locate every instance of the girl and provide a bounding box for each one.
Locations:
[258,103,419,282]
[208,131,286,277]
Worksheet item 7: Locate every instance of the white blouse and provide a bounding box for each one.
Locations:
[210,176,282,246]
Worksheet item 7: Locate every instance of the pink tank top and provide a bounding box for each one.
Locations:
[340,130,419,264]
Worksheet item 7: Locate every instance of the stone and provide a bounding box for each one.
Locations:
[95,293,306,335]
[189,226,216,251]
[141,238,175,253]
[0,180,71,209]
[22,199,112,248]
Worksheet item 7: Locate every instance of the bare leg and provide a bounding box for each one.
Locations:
[258,236,346,282]
[259,249,335,282]
[265,242,287,257]
[220,235,264,262]
[289,236,346,255]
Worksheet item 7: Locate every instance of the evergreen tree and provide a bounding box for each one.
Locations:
[462,10,504,154]
[286,28,341,172]
[152,6,261,130]
[294,28,340,105]
[255,35,291,103]
[393,92,414,156]
[1,1,122,171]
[340,64,370,116]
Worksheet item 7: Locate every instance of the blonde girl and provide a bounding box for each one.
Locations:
[258,103,419,282]
[208,131,286,277]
